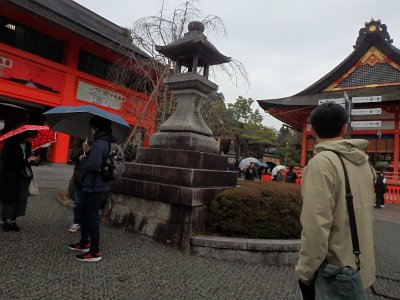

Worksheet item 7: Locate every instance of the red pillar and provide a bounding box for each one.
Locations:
[48,41,78,163]
[394,107,399,178]
[49,132,70,163]
[301,121,307,167]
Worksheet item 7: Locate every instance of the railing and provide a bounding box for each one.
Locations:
[260,174,302,184]
[385,185,400,204]
[262,170,400,204]
[382,172,400,185]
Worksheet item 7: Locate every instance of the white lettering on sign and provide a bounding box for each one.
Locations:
[351,108,382,115]
[351,121,381,128]
[318,98,346,105]
[351,96,382,103]
[0,56,13,68]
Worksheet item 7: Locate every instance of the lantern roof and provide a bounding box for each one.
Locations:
[155,21,231,68]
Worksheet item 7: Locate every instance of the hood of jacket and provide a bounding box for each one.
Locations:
[313,139,369,166]
[94,131,116,143]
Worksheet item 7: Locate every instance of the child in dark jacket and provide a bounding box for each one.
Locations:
[68,140,91,233]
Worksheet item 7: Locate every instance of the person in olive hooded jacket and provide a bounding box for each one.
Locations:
[296,103,376,299]
[68,116,115,262]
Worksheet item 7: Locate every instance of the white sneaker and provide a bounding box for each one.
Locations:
[68,223,81,233]
[381,205,385,207]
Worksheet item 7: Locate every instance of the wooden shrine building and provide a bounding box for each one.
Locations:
[0,0,156,163]
[258,19,400,177]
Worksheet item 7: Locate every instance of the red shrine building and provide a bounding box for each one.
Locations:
[0,0,156,163]
[258,19,400,177]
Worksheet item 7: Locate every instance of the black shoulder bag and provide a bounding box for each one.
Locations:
[314,151,366,300]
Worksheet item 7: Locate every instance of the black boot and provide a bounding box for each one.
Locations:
[1,221,10,232]
[8,221,20,232]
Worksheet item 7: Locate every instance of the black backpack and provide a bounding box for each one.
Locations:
[100,143,125,181]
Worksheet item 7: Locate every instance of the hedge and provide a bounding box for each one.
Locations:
[207,181,302,239]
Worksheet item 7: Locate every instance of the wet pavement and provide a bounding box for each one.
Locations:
[0,163,399,299]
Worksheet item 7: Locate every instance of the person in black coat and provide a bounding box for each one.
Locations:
[244,162,258,180]
[0,131,40,231]
[374,171,387,208]
[285,166,298,183]
[68,116,116,262]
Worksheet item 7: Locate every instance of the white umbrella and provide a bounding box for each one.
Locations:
[239,157,261,170]
[271,165,286,176]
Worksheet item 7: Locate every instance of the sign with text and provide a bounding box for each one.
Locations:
[318,98,345,107]
[351,108,382,115]
[351,96,382,103]
[76,81,125,110]
[351,121,381,128]
[0,55,13,68]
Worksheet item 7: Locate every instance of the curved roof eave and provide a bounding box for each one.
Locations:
[257,86,400,111]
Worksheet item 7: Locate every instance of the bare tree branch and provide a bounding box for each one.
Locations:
[104,0,249,158]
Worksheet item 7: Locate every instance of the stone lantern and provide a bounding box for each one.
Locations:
[108,21,237,252]
[150,21,231,153]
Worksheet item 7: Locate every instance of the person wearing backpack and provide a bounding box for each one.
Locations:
[68,116,116,262]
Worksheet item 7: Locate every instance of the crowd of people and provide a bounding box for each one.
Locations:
[233,161,300,184]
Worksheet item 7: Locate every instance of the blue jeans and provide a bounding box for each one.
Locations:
[79,192,101,255]
[73,184,83,224]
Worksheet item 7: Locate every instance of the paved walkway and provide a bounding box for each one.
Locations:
[0,164,399,299]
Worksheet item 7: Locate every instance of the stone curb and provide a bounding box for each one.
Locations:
[191,235,300,265]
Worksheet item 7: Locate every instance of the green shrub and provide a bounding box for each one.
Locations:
[207,181,302,239]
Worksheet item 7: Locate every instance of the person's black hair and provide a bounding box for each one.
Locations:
[310,102,348,139]
[19,130,38,141]
[90,116,111,132]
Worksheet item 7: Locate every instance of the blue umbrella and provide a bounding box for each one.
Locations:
[43,105,130,141]
[256,162,270,168]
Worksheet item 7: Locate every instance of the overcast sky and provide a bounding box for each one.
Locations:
[74,0,400,129]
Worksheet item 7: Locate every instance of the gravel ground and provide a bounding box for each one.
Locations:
[0,164,398,299]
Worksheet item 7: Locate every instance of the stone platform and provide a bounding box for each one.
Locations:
[107,147,237,251]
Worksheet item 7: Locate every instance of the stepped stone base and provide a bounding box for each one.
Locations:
[104,193,206,252]
[136,147,228,170]
[149,131,220,154]
[107,146,237,250]
[110,179,230,206]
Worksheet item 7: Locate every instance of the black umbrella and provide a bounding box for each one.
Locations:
[0,103,29,134]
[43,105,131,141]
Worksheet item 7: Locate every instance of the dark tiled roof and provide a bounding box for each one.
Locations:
[8,0,149,58]
[258,20,400,110]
